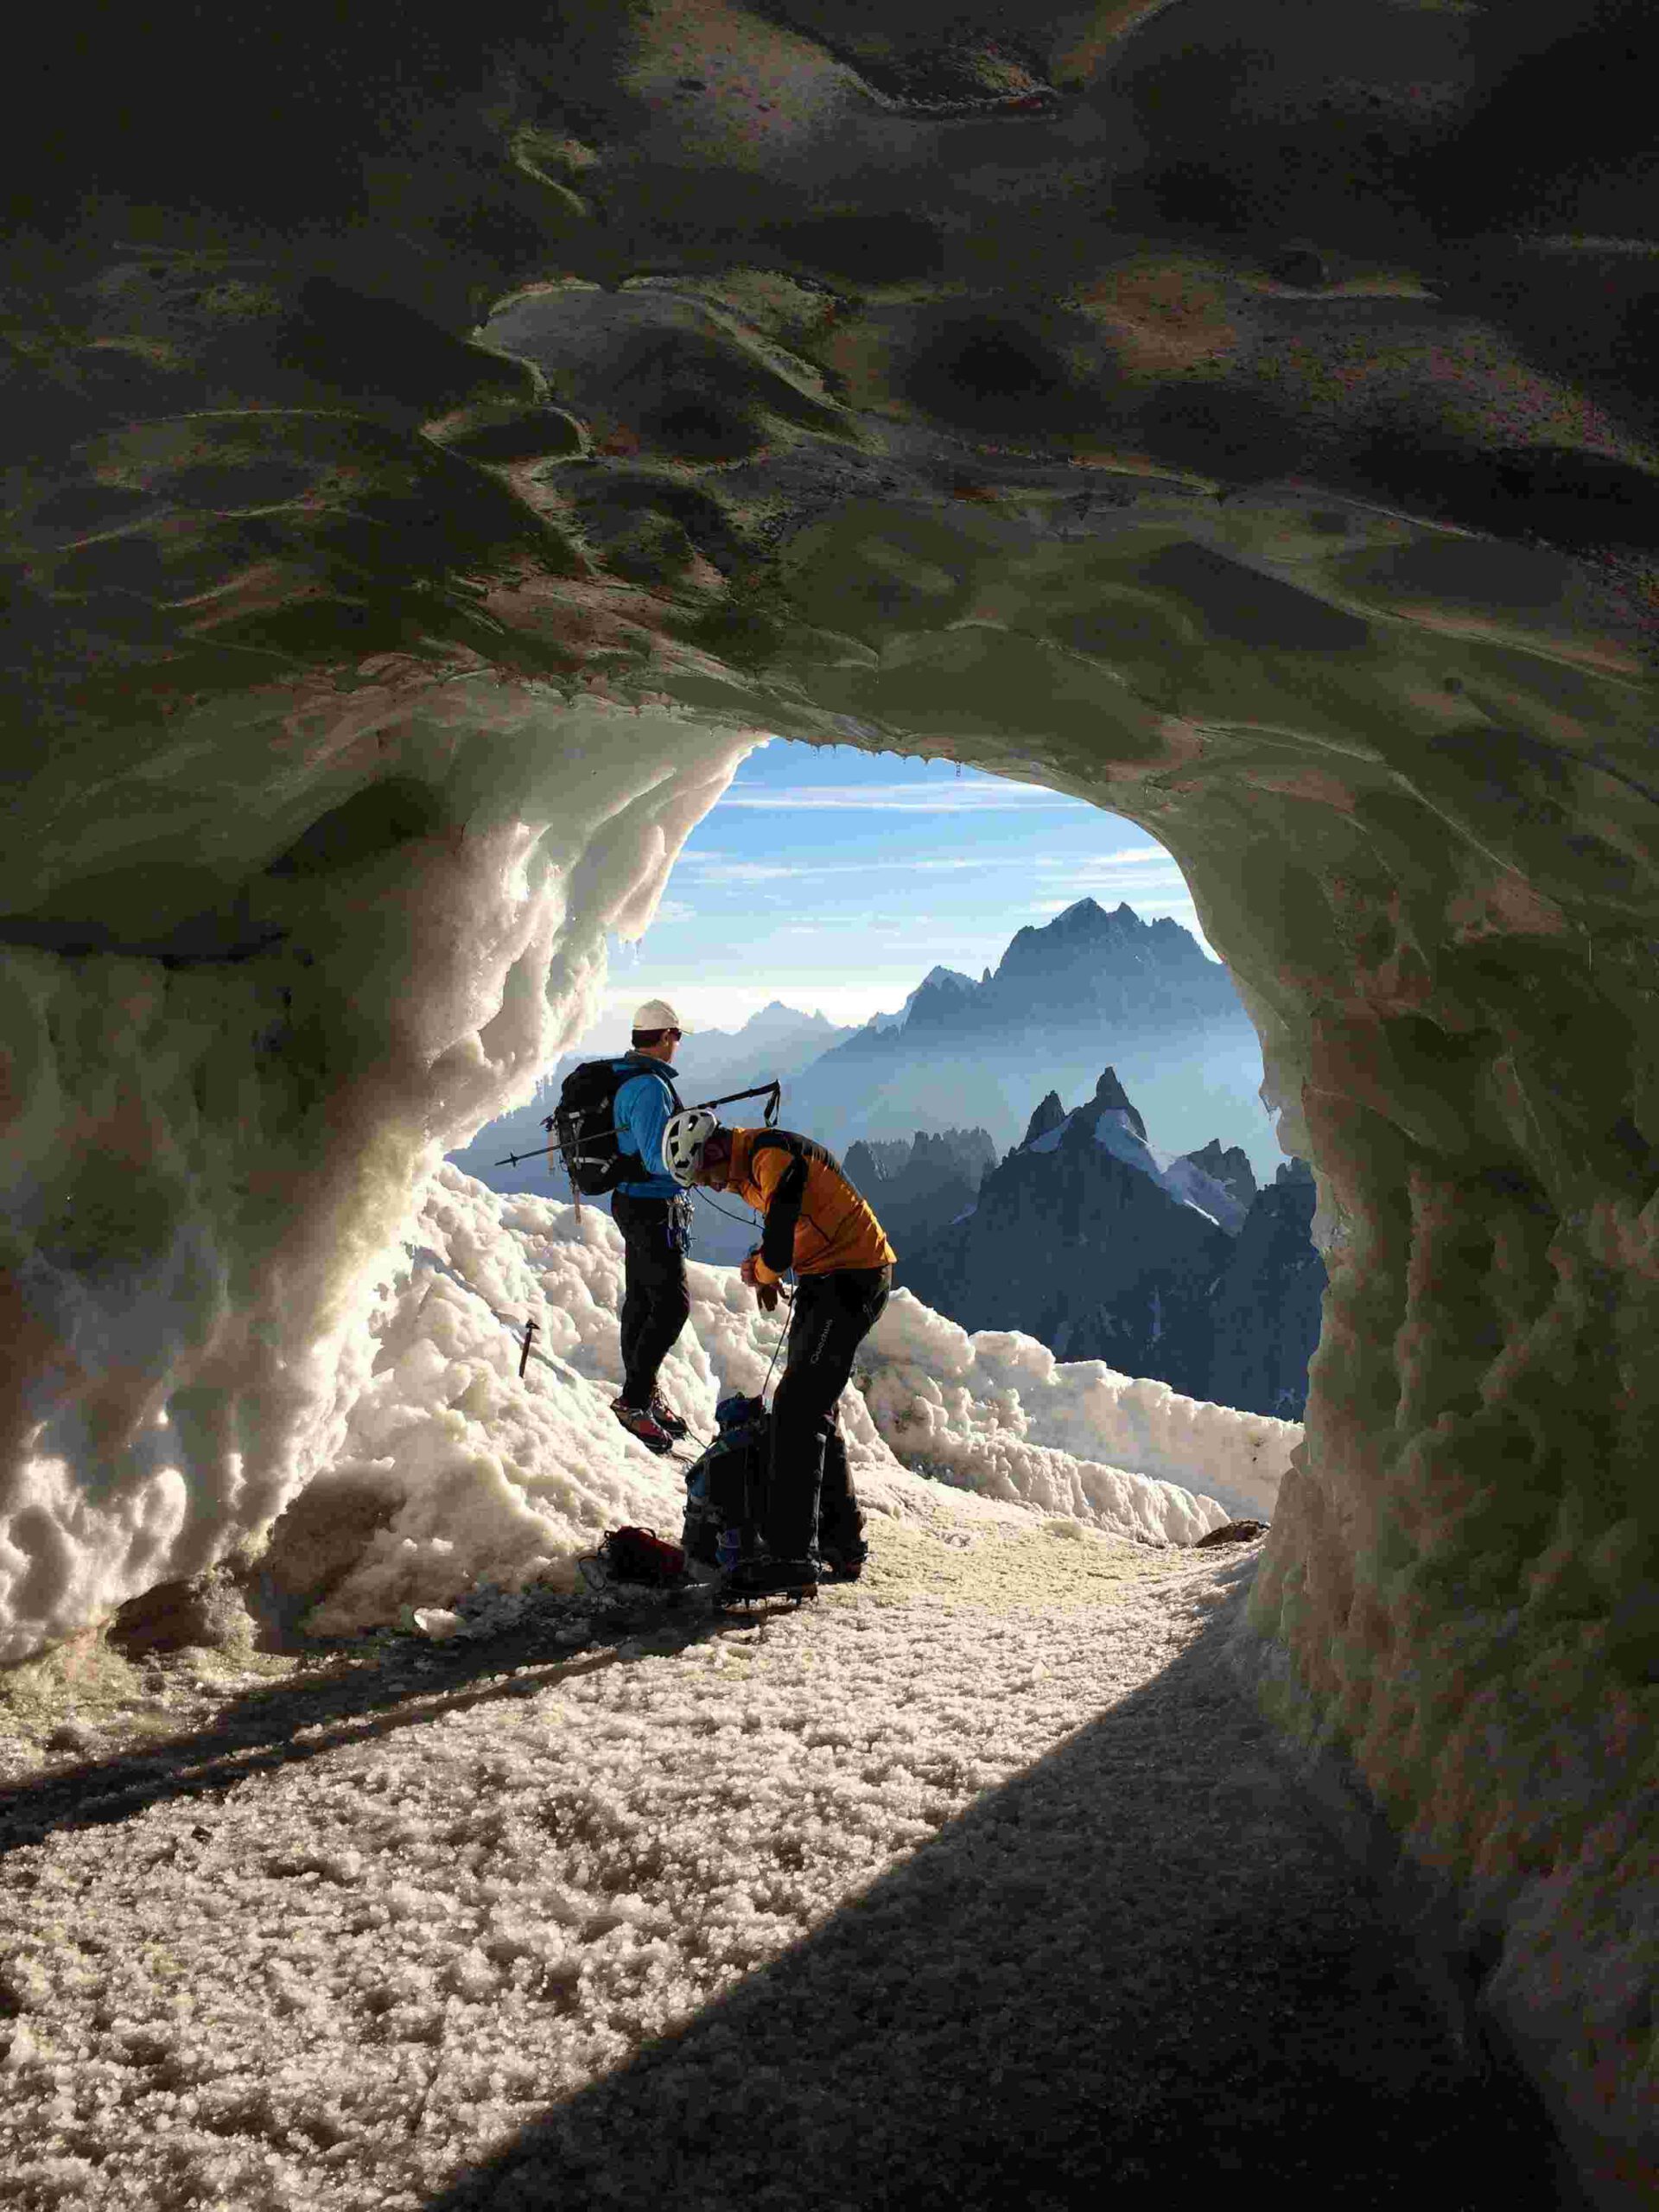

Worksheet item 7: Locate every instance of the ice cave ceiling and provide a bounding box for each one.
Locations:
[3,3,1657,2190]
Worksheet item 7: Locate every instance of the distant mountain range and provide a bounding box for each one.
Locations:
[575,999,859,1104]
[900,1065,1325,1420]
[779,898,1272,1173]
[836,896,1241,1052]
[447,906,1319,1415]
[452,896,1278,1210]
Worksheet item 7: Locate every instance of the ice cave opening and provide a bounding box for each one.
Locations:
[4,0,1657,2193]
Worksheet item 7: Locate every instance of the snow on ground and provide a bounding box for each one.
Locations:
[0,1538,1262,2208]
[0,1173,1535,2212]
[291,1166,1289,1637]
[0,1523,1563,2212]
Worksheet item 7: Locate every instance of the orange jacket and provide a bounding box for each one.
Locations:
[723,1128,895,1283]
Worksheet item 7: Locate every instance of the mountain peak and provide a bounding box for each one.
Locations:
[1091,1065,1147,1141]
[903,965,980,1032]
[994,897,1157,975]
[1023,1090,1066,1147]
[735,1000,843,1041]
[1047,896,1141,934]
[1180,1138,1259,1205]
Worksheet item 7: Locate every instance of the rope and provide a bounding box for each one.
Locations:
[402,1242,792,1432]
[693,1186,765,1234]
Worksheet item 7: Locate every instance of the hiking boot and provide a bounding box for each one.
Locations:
[819,1545,867,1584]
[611,1399,674,1455]
[649,1393,690,1441]
[721,1555,819,1600]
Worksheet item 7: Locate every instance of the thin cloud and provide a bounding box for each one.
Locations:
[678,848,1183,888]
[1033,849,1183,870]
[1032,868,1191,892]
[675,860,801,884]
[717,781,1087,812]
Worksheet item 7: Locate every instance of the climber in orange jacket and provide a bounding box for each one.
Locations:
[663,1112,895,1599]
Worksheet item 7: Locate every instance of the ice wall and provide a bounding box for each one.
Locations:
[0,690,755,1663]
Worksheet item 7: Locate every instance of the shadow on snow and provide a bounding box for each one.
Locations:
[416,1592,1582,2212]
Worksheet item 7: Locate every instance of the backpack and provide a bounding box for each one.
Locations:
[594,1526,687,1587]
[682,1393,770,1568]
[550,1058,681,1198]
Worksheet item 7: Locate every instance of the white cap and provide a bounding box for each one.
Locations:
[632,998,690,1035]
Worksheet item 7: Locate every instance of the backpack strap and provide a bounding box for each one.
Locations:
[617,1053,682,1110]
[612,1056,682,1173]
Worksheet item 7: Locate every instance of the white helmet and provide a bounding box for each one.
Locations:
[664,1109,720,1186]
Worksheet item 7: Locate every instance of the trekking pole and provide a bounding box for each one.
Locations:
[684,1078,782,1126]
[760,1326,787,1400]
[518,1317,538,1379]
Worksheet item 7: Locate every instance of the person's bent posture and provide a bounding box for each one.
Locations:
[664,1110,895,1597]
[608,1000,694,1455]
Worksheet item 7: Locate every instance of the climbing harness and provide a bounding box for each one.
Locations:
[669,1189,695,1255]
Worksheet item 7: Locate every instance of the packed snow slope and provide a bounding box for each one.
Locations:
[6,1,1659,2196]
[269,1163,1284,1643]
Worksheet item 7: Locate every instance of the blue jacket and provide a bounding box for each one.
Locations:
[610,1054,681,1199]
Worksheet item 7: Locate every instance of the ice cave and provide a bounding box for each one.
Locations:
[3,2,1656,2198]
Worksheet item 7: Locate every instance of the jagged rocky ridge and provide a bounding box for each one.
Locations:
[902,1068,1324,1420]
[843,1126,997,1255]
[783,898,1268,1161]
[885,897,1238,1035]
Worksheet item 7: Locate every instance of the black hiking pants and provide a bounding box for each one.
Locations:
[611,1192,690,1408]
[766,1264,891,1566]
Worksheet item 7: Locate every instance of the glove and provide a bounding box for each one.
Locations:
[756,1282,779,1314]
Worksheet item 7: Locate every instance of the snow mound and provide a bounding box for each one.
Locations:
[289,1168,1293,1634]
[861,1290,1293,1527]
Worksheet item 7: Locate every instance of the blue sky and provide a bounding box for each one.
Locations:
[595,739,1215,1038]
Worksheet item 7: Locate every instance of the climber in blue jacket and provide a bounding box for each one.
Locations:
[607,998,694,1454]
